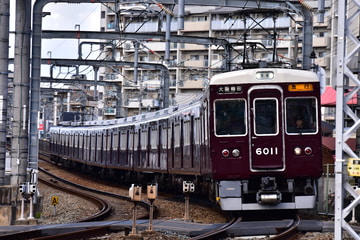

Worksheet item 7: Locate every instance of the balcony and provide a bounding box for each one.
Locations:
[126,98,159,108]
[211,17,290,31]
[123,21,177,33]
[118,16,292,33]
[178,80,205,89]
[183,21,210,32]
[313,37,330,48]
[315,56,330,69]
[180,43,207,51]
[184,60,207,68]
[124,42,170,53]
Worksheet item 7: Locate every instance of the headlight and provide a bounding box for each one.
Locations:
[294,147,302,155]
[232,149,240,157]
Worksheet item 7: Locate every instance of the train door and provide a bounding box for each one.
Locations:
[108,130,113,166]
[202,100,210,173]
[80,132,84,160]
[119,128,127,166]
[158,124,162,168]
[74,132,78,159]
[159,120,168,171]
[128,127,134,169]
[249,86,284,171]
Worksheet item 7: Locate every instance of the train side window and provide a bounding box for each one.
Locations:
[286,98,317,134]
[215,99,246,136]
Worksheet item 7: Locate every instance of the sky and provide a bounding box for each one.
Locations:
[41,3,101,59]
[9,2,101,78]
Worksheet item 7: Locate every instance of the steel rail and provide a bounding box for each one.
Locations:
[188,217,242,240]
[0,229,42,240]
[38,174,112,222]
[29,226,111,240]
[0,173,112,240]
[38,165,152,218]
[270,216,300,240]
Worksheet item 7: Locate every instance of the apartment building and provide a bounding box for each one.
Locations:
[99,1,332,119]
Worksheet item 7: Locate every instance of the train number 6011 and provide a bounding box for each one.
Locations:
[255,147,279,155]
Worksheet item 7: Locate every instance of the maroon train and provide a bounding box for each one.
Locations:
[45,67,322,211]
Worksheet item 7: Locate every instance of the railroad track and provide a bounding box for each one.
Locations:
[187,216,300,240]
[0,170,114,240]
[38,165,151,220]
[38,171,112,222]
[270,216,300,240]
[0,168,151,239]
[189,217,242,240]
[34,150,303,240]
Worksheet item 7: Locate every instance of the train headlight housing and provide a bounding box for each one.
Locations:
[304,147,312,155]
[294,147,302,155]
[255,71,274,80]
[232,149,240,157]
[222,149,230,157]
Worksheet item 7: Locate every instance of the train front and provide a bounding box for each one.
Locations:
[209,68,323,211]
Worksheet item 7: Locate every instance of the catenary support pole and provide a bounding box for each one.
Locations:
[334,0,346,238]
[0,0,10,186]
[11,0,31,186]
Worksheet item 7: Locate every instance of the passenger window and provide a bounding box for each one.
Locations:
[254,99,277,135]
[286,98,317,134]
[215,99,246,136]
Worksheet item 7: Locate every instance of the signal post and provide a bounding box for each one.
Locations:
[183,181,195,221]
[129,184,142,236]
[147,184,158,232]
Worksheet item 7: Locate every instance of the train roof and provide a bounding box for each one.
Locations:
[51,93,204,133]
[210,68,319,85]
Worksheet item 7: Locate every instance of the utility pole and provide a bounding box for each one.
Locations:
[0,0,10,186]
[11,0,31,185]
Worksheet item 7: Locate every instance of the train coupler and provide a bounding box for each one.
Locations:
[256,190,282,204]
[257,177,281,204]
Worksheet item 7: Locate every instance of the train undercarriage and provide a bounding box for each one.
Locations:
[50,154,216,199]
[216,177,318,211]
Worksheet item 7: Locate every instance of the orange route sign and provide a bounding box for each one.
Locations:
[51,196,59,205]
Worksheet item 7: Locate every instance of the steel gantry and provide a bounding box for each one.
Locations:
[334,0,360,239]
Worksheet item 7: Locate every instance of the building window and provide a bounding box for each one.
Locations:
[314,32,328,38]
[108,20,115,29]
[190,55,200,61]
[318,51,326,58]
[101,11,105,18]
[192,16,208,22]
[204,55,208,67]
[139,56,149,62]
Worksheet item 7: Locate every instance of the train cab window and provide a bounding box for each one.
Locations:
[215,99,246,136]
[254,99,277,135]
[286,98,317,134]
